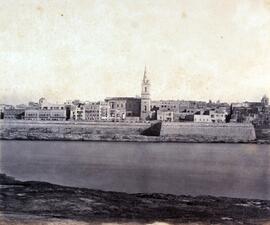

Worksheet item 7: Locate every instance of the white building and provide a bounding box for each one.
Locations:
[99,101,109,120]
[194,114,212,123]
[157,110,174,122]
[210,110,227,123]
[72,103,85,121]
[71,101,109,121]
[25,108,66,121]
[194,109,227,123]
[25,98,66,121]
[84,101,109,121]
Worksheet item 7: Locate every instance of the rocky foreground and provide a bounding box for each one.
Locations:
[1,174,270,225]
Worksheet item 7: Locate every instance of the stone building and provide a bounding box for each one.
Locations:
[151,100,211,122]
[209,109,227,123]
[64,100,73,121]
[155,100,180,112]
[231,106,258,123]
[24,109,39,120]
[99,101,109,120]
[0,104,14,119]
[3,108,25,120]
[157,110,174,122]
[72,103,85,121]
[194,112,212,123]
[84,102,99,121]
[69,101,109,121]
[194,109,227,123]
[84,101,109,121]
[105,97,141,122]
[25,108,66,121]
[25,98,66,121]
[231,95,270,127]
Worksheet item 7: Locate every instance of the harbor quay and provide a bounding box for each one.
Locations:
[0,119,264,143]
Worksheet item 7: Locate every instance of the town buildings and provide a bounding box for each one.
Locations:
[25,98,66,121]
[84,101,109,121]
[0,104,14,119]
[3,108,25,120]
[230,95,270,127]
[0,66,268,126]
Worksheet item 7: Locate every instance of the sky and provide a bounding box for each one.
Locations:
[0,0,270,105]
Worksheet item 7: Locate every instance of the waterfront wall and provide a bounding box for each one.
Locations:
[255,128,270,144]
[0,120,259,143]
[0,120,151,141]
[160,122,256,143]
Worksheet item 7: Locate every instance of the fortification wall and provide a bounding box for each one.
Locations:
[160,122,256,143]
[0,121,151,141]
[255,128,270,144]
[0,120,260,143]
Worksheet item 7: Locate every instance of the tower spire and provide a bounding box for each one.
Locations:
[143,65,147,82]
[140,65,151,121]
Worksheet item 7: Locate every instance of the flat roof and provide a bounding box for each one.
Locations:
[105,97,141,101]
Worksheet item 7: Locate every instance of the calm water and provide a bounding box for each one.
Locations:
[0,140,270,200]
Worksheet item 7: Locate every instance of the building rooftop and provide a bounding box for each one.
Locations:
[105,97,141,101]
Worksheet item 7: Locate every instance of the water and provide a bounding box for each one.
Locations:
[0,140,269,200]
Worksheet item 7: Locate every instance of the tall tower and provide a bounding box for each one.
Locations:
[140,66,151,120]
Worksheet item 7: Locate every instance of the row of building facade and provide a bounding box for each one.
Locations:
[0,68,152,122]
[1,68,269,127]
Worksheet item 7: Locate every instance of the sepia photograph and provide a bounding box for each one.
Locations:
[0,0,270,224]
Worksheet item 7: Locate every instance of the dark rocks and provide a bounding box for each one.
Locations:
[1,174,270,224]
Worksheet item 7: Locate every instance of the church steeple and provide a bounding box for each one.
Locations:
[143,65,147,82]
[140,66,151,121]
[142,65,150,85]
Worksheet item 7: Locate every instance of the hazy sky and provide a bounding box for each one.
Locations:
[0,0,270,104]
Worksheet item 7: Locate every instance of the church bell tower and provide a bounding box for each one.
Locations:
[140,66,151,120]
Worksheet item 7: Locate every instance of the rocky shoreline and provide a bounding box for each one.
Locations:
[1,174,270,225]
[0,134,269,144]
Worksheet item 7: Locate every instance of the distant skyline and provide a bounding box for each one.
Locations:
[0,0,270,105]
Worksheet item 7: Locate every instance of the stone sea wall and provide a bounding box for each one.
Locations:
[0,120,151,141]
[160,122,257,143]
[0,120,259,143]
[255,128,270,144]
